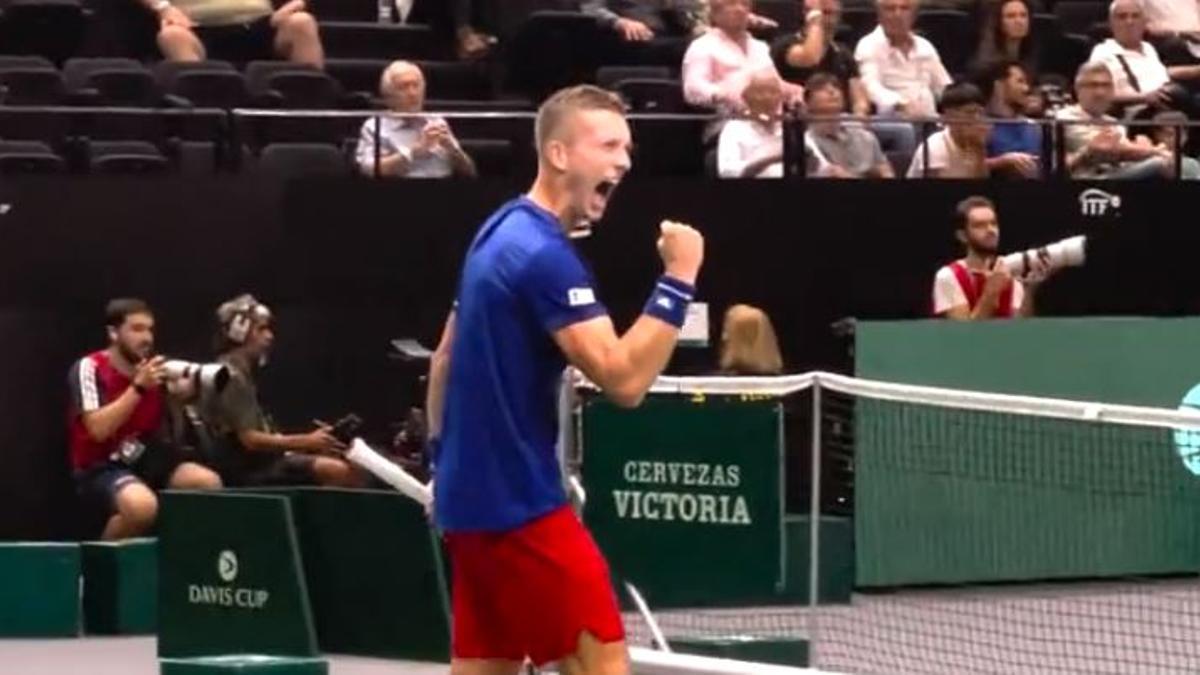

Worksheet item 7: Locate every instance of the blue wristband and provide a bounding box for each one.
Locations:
[643,275,695,328]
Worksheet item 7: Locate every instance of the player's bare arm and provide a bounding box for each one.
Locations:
[554,220,704,408]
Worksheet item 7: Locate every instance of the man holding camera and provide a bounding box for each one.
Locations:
[68,299,223,540]
[932,196,1058,320]
[202,294,359,487]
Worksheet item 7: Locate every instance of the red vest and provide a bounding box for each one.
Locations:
[948,261,1014,318]
[67,350,163,471]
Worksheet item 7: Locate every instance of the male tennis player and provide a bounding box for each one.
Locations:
[426,84,705,675]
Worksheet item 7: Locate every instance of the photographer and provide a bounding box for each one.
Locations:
[202,294,360,487]
[68,299,222,541]
[932,196,1060,320]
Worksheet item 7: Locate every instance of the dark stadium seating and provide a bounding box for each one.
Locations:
[63,58,158,106]
[0,0,88,65]
[154,61,248,109]
[0,55,64,105]
[257,141,349,177]
[0,139,65,173]
[85,139,169,173]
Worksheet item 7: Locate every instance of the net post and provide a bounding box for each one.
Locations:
[807,376,823,667]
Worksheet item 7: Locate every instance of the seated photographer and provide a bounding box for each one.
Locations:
[202,294,361,488]
[933,196,1059,320]
[355,61,476,179]
[69,299,222,541]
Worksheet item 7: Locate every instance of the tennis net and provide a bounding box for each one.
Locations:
[609,372,1200,674]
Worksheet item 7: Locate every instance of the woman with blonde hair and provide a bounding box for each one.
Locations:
[718,304,784,376]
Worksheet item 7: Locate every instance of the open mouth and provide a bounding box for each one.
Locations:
[595,179,617,199]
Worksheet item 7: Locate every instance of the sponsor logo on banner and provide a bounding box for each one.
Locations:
[1079,188,1120,217]
[187,549,270,610]
[611,460,752,525]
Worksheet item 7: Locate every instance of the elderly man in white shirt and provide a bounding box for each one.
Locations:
[682,0,803,114]
[854,0,952,118]
[717,71,785,177]
[1142,0,1200,64]
[355,61,476,179]
[1089,0,1200,115]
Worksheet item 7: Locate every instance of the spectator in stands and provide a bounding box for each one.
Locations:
[933,196,1049,320]
[1057,61,1186,179]
[682,0,804,115]
[150,0,324,67]
[1089,0,1200,117]
[585,0,706,41]
[201,294,361,487]
[718,304,783,375]
[983,60,1042,178]
[69,299,222,540]
[803,73,895,177]
[772,0,871,117]
[717,72,784,177]
[972,0,1042,81]
[587,0,705,65]
[1142,0,1200,65]
[907,82,991,178]
[855,0,952,118]
[355,61,476,179]
[1142,110,1200,176]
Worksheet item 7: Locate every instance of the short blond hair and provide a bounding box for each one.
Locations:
[534,85,627,153]
[719,304,784,376]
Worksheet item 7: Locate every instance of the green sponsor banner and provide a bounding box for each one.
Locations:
[158,491,318,658]
[582,397,784,608]
[855,318,1200,586]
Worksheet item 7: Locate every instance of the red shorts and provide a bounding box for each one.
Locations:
[444,505,625,665]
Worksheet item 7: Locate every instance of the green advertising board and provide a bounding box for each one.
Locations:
[582,396,784,608]
[158,491,318,658]
[854,318,1200,586]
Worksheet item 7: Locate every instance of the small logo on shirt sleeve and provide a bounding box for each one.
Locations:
[568,287,596,307]
[656,296,674,310]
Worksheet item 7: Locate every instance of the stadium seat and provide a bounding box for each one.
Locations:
[0,139,66,173]
[245,61,346,108]
[318,22,440,60]
[0,0,87,65]
[0,107,70,145]
[459,137,513,177]
[505,11,603,98]
[419,60,493,101]
[596,65,671,90]
[155,61,248,109]
[257,142,349,177]
[305,0,375,22]
[86,139,170,173]
[1053,0,1108,37]
[425,98,533,112]
[615,78,689,113]
[0,55,64,105]
[915,10,973,77]
[324,58,388,97]
[63,57,158,106]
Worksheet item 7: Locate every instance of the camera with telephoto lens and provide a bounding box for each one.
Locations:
[1000,235,1086,279]
[328,413,363,445]
[162,360,230,395]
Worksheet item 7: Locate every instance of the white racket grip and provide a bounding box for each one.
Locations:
[347,438,432,508]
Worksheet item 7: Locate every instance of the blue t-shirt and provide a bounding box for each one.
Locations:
[987,119,1042,159]
[435,197,608,532]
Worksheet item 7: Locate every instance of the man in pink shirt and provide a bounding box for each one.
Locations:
[682,0,804,114]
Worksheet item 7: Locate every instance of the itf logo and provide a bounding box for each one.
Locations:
[1079,188,1120,217]
[1173,384,1200,476]
[217,550,239,583]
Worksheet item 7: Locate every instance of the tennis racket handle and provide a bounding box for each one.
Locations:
[347,438,433,507]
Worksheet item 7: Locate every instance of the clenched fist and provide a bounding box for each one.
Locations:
[657,220,704,286]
